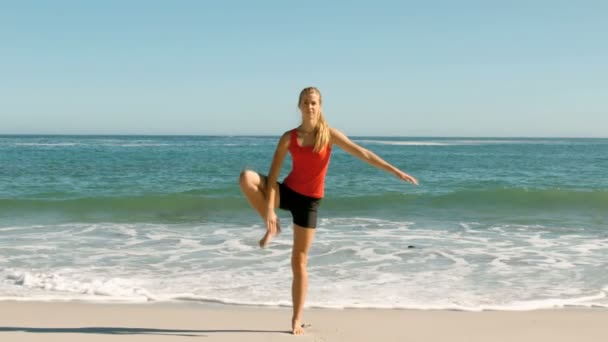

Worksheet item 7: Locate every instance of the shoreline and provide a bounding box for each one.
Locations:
[1,300,607,341]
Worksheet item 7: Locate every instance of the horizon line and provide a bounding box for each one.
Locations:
[0,133,606,139]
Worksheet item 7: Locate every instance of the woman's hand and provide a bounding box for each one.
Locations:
[265,207,280,235]
[260,207,281,248]
[396,170,419,185]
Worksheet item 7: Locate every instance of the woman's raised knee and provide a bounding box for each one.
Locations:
[239,169,255,188]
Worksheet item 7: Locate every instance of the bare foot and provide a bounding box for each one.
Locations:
[292,319,306,336]
[258,232,272,248]
[258,222,281,248]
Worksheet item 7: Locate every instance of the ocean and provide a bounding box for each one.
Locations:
[1,135,607,311]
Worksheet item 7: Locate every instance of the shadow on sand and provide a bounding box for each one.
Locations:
[0,326,290,337]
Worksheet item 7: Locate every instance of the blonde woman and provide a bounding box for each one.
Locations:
[239,87,418,335]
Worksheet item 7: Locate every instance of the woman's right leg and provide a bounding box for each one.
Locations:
[238,169,281,246]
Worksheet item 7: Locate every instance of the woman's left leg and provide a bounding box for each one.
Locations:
[291,225,316,336]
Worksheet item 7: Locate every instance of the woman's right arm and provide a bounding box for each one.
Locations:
[264,131,291,233]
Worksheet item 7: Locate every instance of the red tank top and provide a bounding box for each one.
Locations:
[283,129,332,198]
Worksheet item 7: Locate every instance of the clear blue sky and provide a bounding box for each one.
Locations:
[1,1,606,137]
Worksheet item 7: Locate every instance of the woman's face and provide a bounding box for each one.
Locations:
[298,92,321,127]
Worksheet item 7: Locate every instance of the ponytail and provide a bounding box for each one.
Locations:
[313,111,330,153]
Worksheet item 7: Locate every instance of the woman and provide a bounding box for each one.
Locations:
[239,87,418,335]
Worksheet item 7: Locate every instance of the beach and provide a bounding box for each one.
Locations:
[1,301,607,341]
[4,0,607,340]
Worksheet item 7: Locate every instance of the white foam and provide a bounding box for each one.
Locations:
[116,225,138,237]
[146,233,172,240]
[178,238,201,247]
[355,248,401,262]
[356,140,453,146]
[482,292,608,311]
[1,220,607,311]
[116,143,172,147]
[354,139,563,147]
[14,143,78,147]
[1,268,155,300]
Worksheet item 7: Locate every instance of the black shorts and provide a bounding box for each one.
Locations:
[278,183,321,228]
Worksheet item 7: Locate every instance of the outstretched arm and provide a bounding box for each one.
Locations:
[330,128,418,185]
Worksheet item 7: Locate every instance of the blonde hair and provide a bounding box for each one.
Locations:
[298,87,330,153]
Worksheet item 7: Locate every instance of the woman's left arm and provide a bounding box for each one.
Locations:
[330,127,418,185]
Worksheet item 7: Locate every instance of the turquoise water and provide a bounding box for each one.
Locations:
[1,135,607,309]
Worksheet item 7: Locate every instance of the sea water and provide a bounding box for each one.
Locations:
[1,135,607,310]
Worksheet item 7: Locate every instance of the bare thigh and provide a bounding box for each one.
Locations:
[292,225,316,256]
[250,171,281,209]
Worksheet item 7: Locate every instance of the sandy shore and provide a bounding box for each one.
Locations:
[0,301,607,341]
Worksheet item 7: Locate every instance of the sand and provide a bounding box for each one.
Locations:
[0,301,607,341]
